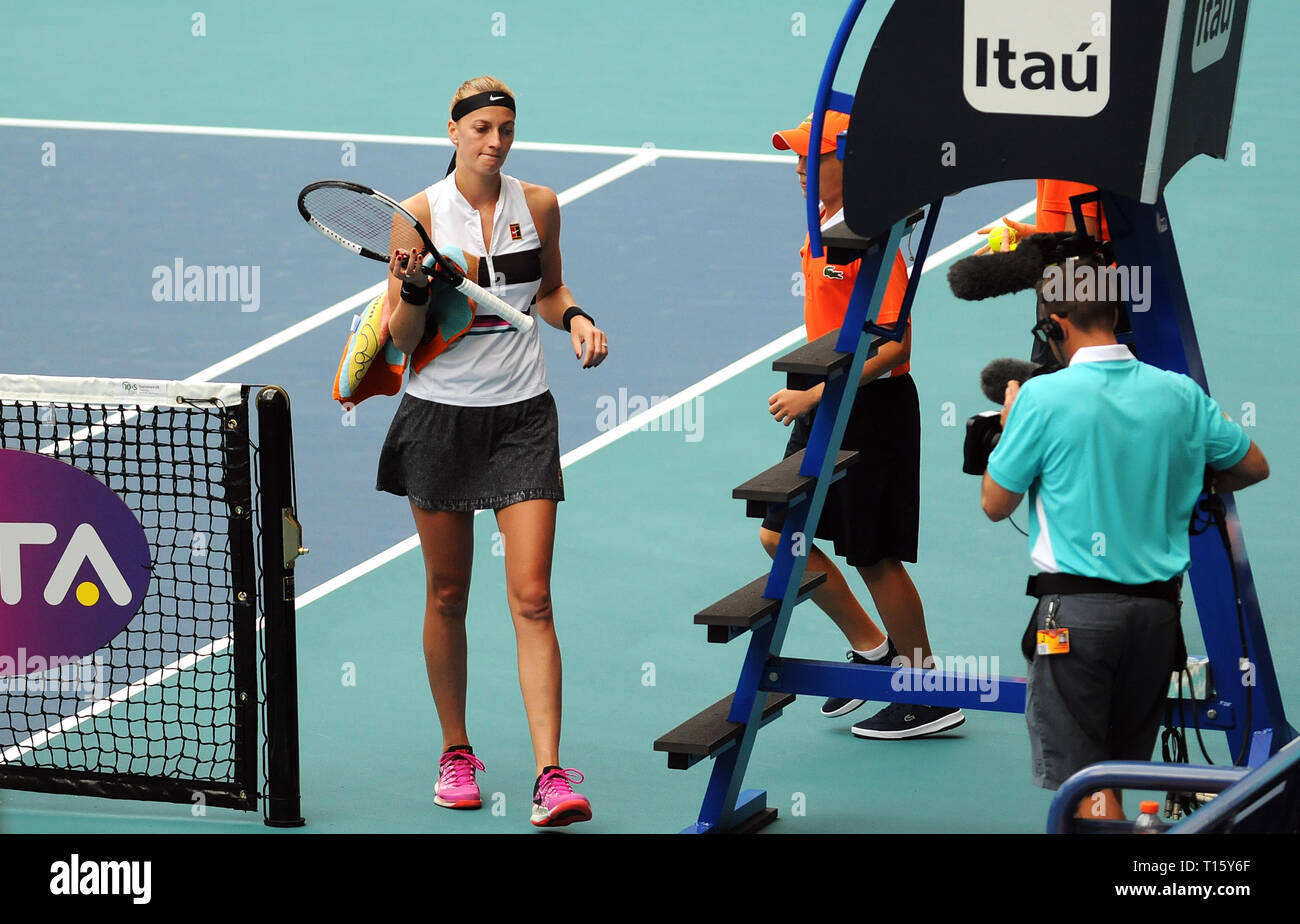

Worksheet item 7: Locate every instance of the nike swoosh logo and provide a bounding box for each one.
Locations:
[489,95,504,101]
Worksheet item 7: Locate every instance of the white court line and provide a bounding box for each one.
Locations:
[0,116,791,164]
[4,198,1036,763]
[296,325,810,608]
[300,198,1039,606]
[1,637,234,764]
[189,149,659,382]
[35,153,662,459]
[37,276,389,454]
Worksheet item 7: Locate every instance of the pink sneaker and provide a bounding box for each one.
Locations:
[434,747,485,809]
[531,767,592,828]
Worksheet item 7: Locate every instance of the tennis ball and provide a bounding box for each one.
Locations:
[987,225,1019,252]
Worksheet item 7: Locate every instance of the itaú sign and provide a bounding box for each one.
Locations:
[963,0,1111,117]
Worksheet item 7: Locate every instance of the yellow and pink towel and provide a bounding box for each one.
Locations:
[332,247,478,406]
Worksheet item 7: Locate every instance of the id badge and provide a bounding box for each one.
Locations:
[1037,627,1070,656]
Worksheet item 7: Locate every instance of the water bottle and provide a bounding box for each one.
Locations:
[1133,800,1163,833]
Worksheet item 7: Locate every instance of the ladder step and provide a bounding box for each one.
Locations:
[773,330,889,378]
[821,206,926,258]
[655,692,797,770]
[695,572,827,643]
[733,448,858,505]
[772,329,850,377]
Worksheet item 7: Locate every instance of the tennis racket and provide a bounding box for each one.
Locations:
[297,179,535,332]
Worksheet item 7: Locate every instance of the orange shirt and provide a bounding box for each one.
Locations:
[1036,179,1111,239]
[800,235,911,377]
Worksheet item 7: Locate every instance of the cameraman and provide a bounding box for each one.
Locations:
[979,257,1269,820]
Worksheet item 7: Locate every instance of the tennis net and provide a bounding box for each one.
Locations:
[0,374,303,826]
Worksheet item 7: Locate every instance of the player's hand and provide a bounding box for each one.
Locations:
[571,317,608,369]
[389,248,429,286]
[974,217,1036,255]
[1000,380,1021,429]
[769,388,818,426]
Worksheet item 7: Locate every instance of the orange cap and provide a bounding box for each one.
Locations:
[772,111,851,157]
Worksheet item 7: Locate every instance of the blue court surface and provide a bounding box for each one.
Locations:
[1,1,1298,840]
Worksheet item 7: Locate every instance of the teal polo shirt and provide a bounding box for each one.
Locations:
[987,345,1251,583]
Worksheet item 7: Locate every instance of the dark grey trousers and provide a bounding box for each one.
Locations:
[1024,592,1180,790]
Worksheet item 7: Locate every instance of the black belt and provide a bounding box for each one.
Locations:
[1026,572,1181,603]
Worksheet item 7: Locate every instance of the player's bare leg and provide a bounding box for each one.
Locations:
[411,505,475,749]
[496,499,562,775]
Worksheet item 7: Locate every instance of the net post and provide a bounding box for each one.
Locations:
[224,390,261,813]
[255,385,306,828]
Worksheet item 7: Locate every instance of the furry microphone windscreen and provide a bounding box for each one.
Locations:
[947,231,1093,300]
[979,358,1042,403]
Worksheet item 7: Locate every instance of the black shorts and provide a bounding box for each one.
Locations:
[376,390,565,512]
[761,373,920,568]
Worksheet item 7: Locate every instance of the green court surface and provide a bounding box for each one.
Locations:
[2,1,1298,835]
[5,260,1296,833]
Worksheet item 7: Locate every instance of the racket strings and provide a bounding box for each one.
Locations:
[302,188,423,257]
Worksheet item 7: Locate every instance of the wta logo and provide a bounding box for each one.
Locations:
[963,0,1111,118]
[0,449,150,675]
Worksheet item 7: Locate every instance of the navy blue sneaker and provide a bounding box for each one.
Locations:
[821,642,898,718]
[850,702,966,739]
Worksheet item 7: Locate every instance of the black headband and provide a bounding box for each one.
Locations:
[451,90,516,122]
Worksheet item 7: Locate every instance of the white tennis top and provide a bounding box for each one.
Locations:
[405,172,548,406]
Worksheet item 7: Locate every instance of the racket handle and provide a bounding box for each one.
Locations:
[453,276,536,333]
[420,252,535,332]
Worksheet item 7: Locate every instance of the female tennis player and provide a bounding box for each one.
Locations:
[377,76,607,828]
